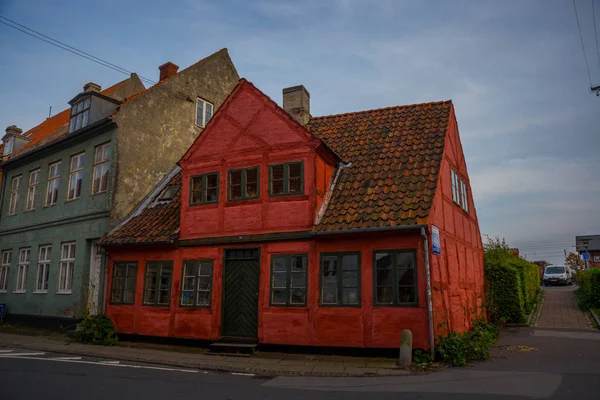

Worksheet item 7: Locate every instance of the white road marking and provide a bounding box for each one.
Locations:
[231,372,255,377]
[99,360,120,364]
[0,355,198,373]
[51,356,82,360]
[0,350,14,353]
[0,352,45,357]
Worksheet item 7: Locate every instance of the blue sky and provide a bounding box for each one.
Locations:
[1,0,599,264]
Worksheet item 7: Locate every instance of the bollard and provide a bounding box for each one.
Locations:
[399,329,412,367]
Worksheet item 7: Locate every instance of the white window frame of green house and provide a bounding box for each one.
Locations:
[67,153,85,201]
[180,260,213,307]
[8,175,21,216]
[460,180,468,213]
[373,250,418,306]
[319,252,361,307]
[195,98,213,127]
[69,97,91,133]
[15,248,30,293]
[34,245,52,293]
[143,261,173,306]
[0,250,11,293]
[57,242,75,294]
[45,161,61,206]
[92,143,110,194]
[270,254,308,306]
[26,169,40,211]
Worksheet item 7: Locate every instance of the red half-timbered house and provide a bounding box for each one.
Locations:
[100,79,484,351]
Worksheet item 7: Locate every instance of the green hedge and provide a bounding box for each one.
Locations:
[484,244,540,323]
[575,269,600,310]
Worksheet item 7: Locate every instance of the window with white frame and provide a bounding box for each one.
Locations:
[451,169,469,213]
[45,161,61,206]
[69,97,91,133]
[195,98,213,127]
[15,248,30,293]
[26,169,40,211]
[67,153,85,200]
[180,260,213,307]
[58,242,75,294]
[450,169,460,205]
[35,245,51,293]
[8,175,21,216]
[92,143,110,194]
[0,250,11,292]
[460,180,468,213]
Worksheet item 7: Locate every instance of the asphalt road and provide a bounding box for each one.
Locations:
[1,344,599,400]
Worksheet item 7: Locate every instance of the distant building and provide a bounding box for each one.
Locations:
[576,235,600,269]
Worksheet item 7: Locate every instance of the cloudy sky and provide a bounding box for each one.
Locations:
[1,0,599,264]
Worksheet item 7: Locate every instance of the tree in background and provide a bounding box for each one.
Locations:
[565,252,585,271]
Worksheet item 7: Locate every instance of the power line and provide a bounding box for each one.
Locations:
[0,16,155,86]
[593,0,600,72]
[0,16,192,101]
[573,0,594,87]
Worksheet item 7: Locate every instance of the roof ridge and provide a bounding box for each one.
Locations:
[309,100,453,121]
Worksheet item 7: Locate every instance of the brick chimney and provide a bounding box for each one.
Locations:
[159,62,179,82]
[83,82,101,93]
[283,85,310,126]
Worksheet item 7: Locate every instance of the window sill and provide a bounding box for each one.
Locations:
[91,190,107,197]
[33,290,48,294]
[65,197,81,203]
[0,290,7,294]
[56,291,72,295]
[13,290,26,294]
[43,204,57,208]
[24,208,36,213]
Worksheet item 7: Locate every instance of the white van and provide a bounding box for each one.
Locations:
[543,265,572,286]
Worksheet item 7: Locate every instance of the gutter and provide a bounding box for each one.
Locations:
[312,223,427,236]
[420,226,435,358]
[314,161,350,225]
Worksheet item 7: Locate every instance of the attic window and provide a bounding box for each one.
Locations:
[69,97,91,133]
[158,185,180,201]
[3,137,14,156]
[196,98,213,127]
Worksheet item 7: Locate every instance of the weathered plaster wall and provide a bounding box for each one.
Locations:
[428,108,485,338]
[110,49,239,223]
[105,231,430,349]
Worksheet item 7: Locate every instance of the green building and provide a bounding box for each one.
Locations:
[0,49,239,325]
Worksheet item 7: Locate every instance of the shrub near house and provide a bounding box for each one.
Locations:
[484,238,540,323]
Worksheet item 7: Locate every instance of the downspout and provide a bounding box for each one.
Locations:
[421,226,435,359]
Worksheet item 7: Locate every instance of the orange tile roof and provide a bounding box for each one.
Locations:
[7,78,130,158]
[306,101,452,232]
[100,172,181,245]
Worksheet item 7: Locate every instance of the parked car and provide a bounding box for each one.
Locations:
[543,265,572,286]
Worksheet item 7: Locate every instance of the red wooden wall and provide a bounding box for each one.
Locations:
[105,231,431,349]
[427,107,485,338]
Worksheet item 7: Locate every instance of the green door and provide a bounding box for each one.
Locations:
[222,248,260,338]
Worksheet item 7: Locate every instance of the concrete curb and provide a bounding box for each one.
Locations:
[0,339,414,378]
[531,289,546,328]
[590,309,600,329]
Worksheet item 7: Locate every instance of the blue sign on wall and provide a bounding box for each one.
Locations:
[582,253,590,261]
[0,304,6,319]
[432,226,441,255]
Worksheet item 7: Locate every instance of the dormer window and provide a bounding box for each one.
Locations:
[3,137,14,156]
[69,97,91,133]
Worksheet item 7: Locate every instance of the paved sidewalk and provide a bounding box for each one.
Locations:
[0,333,410,377]
[537,289,590,329]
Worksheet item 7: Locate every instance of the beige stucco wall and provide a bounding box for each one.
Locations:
[110,49,239,223]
